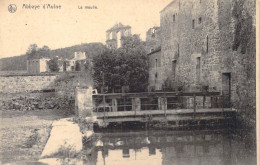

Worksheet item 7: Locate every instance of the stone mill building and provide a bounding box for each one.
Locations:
[147,0,256,109]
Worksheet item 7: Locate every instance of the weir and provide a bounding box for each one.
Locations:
[75,87,236,128]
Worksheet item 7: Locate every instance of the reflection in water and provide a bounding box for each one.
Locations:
[82,130,256,165]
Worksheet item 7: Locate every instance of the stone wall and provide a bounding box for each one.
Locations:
[0,75,57,93]
[146,27,161,53]
[159,0,256,111]
[148,49,163,91]
[75,87,93,118]
[106,23,132,49]
[0,92,75,112]
[27,59,50,74]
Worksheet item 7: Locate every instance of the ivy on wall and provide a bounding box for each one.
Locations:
[232,0,253,54]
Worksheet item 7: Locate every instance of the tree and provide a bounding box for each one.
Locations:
[48,58,60,72]
[26,44,38,60]
[93,36,149,92]
[37,46,50,59]
[41,45,50,51]
[26,44,51,60]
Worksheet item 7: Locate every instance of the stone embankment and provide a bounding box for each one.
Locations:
[0,75,57,93]
[0,94,74,112]
[39,118,94,165]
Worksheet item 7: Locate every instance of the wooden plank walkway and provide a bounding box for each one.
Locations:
[93,108,235,123]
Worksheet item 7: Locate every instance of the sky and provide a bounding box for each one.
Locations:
[0,0,172,58]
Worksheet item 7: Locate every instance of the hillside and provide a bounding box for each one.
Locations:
[0,42,107,71]
[0,54,28,71]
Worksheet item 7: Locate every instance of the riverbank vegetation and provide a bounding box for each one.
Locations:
[93,35,149,93]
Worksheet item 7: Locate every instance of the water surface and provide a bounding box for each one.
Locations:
[82,129,256,165]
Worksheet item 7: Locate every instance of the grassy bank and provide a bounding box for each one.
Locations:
[0,109,74,164]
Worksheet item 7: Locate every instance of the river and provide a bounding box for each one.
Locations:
[81,129,256,165]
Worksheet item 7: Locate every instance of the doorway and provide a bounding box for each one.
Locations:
[222,73,231,108]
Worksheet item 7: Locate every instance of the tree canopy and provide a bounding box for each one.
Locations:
[93,35,148,93]
[26,44,50,60]
[47,58,60,72]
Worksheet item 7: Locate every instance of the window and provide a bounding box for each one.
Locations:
[172,60,177,81]
[206,36,209,53]
[196,57,201,83]
[192,19,195,29]
[177,43,180,57]
[155,59,158,78]
[151,29,155,38]
[198,17,202,24]
[173,14,176,22]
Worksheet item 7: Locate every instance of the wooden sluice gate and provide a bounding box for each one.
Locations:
[89,91,236,128]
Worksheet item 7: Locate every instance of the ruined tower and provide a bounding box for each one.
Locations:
[106,23,132,49]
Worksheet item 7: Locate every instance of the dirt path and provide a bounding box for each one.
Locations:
[0,109,73,164]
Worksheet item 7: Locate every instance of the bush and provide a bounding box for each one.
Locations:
[48,58,60,72]
[93,36,148,92]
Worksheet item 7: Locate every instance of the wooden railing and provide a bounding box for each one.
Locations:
[92,91,231,114]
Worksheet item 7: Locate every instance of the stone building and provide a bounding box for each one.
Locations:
[61,52,87,72]
[27,52,87,73]
[148,0,256,108]
[146,26,162,91]
[147,47,163,91]
[27,58,50,74]
[146,26,161,53]
[106,23,132,49]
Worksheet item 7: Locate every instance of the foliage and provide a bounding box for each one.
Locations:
[49,43,107,60]
[0,43,107,71]
[27,44,51,60]
[93,36,148,92]
[231,0,256,129]
[55,72,93,87]
[47,58,60,72]
[0,55,27,71]
[232,0,253,54]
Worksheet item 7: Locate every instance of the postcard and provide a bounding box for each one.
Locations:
[0,0,259,164]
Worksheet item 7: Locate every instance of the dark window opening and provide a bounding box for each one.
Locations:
[198,17,202,24]
[196,57,201,83]
[222,73,231,108]
[151,29,156,38]
[206,36,209,53]
[177,43,180,57]
[155,59,158,78]
[173,14,176,22]
[172,60,177,81]
[192,20,195,29]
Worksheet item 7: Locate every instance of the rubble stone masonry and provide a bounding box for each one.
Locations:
[0,75,57,93]
[159,0,256,110]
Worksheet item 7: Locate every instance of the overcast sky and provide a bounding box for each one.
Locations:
[0,0,172,58]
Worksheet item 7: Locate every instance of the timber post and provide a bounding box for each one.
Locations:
[112,98,118,112]
[103,94,105,120]
[193,94,196,117]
